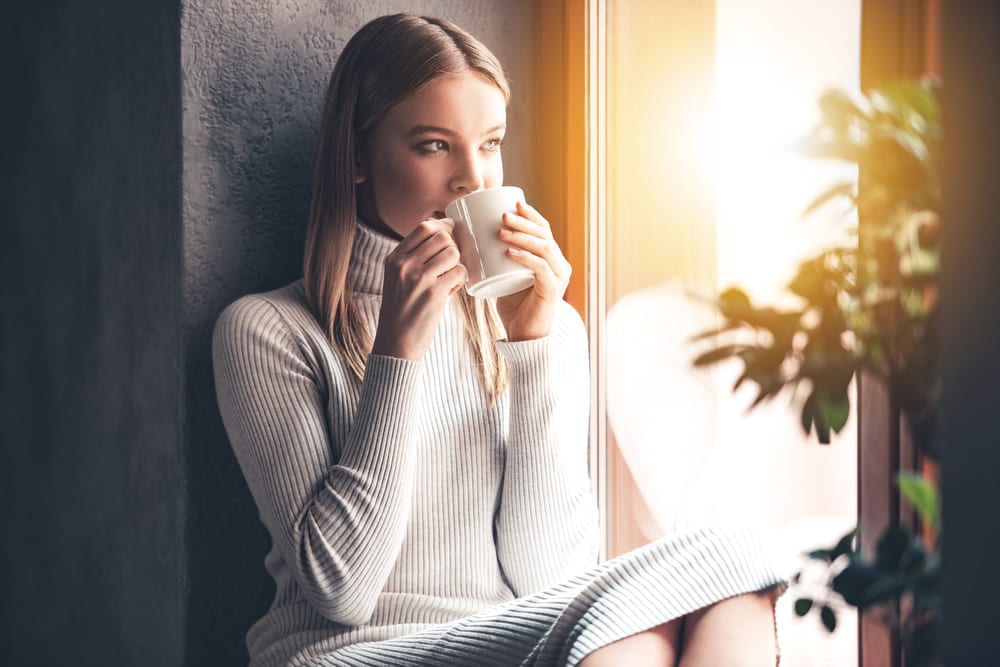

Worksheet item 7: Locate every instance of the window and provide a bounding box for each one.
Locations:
[539,1,865,664]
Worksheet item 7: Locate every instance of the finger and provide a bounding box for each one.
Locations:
[504,235,572,287]
[423,242,463,280]
[514,201,553,232]
[395,218,455,255]
[408,228,459,266]
[499,227,568,272]
[506,247,560,289]
[441,263,468,295]
[398,230,458,275]
[501,210,551,241]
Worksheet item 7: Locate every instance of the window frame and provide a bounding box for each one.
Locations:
[537,11,942,665]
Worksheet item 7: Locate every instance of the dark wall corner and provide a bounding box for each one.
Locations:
[2,3,185,666]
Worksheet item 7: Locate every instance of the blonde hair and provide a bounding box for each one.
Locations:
[303,14,510,400]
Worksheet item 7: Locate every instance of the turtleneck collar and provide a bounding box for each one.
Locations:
[348,220,400,295]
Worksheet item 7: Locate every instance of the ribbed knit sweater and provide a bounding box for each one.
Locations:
[212,222,600,666]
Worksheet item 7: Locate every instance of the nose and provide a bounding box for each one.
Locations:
[450,148,486,194]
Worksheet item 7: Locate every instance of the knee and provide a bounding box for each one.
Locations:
[578,620,682,667]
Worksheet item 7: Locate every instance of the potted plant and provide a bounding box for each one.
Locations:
[691,77,942,666]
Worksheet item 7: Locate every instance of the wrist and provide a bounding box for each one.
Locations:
[505,331,549,343]
[504,320,553,343]
[371,333,423,361]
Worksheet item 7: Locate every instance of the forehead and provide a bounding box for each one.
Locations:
[380,73,507,135]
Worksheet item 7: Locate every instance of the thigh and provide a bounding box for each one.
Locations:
[678,588,780,667]
[577,619,683,667]
[307,526,785,667]
[305,593,573,667]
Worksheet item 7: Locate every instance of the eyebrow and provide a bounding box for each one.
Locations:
[403,123,507,138]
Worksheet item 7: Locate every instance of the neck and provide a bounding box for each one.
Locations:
[349,219,400,295]
[360,216,403,241]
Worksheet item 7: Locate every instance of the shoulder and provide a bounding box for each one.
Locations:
[213,279,326,362]
[215,280,316,340]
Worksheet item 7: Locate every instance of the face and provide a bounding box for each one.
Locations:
[356,72,507,238]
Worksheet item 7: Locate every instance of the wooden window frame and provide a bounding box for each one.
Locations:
[538,9,943,664]
[858,2,940,666]
[535,0,607,554]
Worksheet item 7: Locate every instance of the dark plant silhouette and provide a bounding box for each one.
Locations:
[692,77,941,666]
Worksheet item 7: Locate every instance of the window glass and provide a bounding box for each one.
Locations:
[601,2,861,664]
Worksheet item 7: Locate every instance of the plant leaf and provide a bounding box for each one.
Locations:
[718,287,751,309]
[800,392,832,443]
[882,79,939,124]
[802,181,856,218]
[807,548,833,563]
[875,524,911,572]
[795,132,871,164]
[820,605,838,632]
[832,562,881,607]
[794,598,813,617]
[897,471,941,532]
[815,417,831,444]
[818,392,851,433]
[818,88,871,126]
[830,527,859,559]
[692,344,747,367]
[688,323,742,342]
[800,392,815,434]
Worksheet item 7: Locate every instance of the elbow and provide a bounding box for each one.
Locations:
[331,598,378,627]
[303,582,378,627]
[295,519,381,626]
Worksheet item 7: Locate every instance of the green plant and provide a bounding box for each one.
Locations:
[793,473,940,666]
[691,77,941,666]
[693,78,940,446]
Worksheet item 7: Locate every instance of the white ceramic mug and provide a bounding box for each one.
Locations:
[445,186,536,299]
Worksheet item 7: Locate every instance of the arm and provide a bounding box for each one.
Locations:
[212,219,463,626]
[493,301,600,595]
[212,296,422,626]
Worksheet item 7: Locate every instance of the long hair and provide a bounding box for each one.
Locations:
[304,14,511,400]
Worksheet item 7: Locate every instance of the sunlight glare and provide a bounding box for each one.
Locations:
[713,0,860,304]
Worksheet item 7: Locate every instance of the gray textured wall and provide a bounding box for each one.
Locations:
[181,2,538,665]
[2,3,185,667]
[3,2,535,666]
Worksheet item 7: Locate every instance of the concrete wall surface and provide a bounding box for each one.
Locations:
[181,3,535,664]
[2,3,537,666]
[2,3,185,667]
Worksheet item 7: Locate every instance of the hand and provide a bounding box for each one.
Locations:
[371,219,466,360]
[495,202,572,341]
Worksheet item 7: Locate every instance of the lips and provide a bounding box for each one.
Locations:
[433,210,447,219]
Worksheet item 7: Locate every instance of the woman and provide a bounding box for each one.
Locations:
[213,13,783,667]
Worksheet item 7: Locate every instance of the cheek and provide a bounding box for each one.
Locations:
[485,157,504,187]
[377,156,418,190]
[373,159,424,214]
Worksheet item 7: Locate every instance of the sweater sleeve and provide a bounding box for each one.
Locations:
[211,295,422,626]
[493,301,600,595]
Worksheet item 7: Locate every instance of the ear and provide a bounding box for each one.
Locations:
[353,146,367,184]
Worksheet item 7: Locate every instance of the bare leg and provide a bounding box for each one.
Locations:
[578,618,683,667]
[677,590,779,667]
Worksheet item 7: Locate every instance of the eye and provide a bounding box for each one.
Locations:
[417,139,448,154]
[483,137,503,152]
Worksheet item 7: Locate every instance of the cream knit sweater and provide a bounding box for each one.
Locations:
[212,222,599,665]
